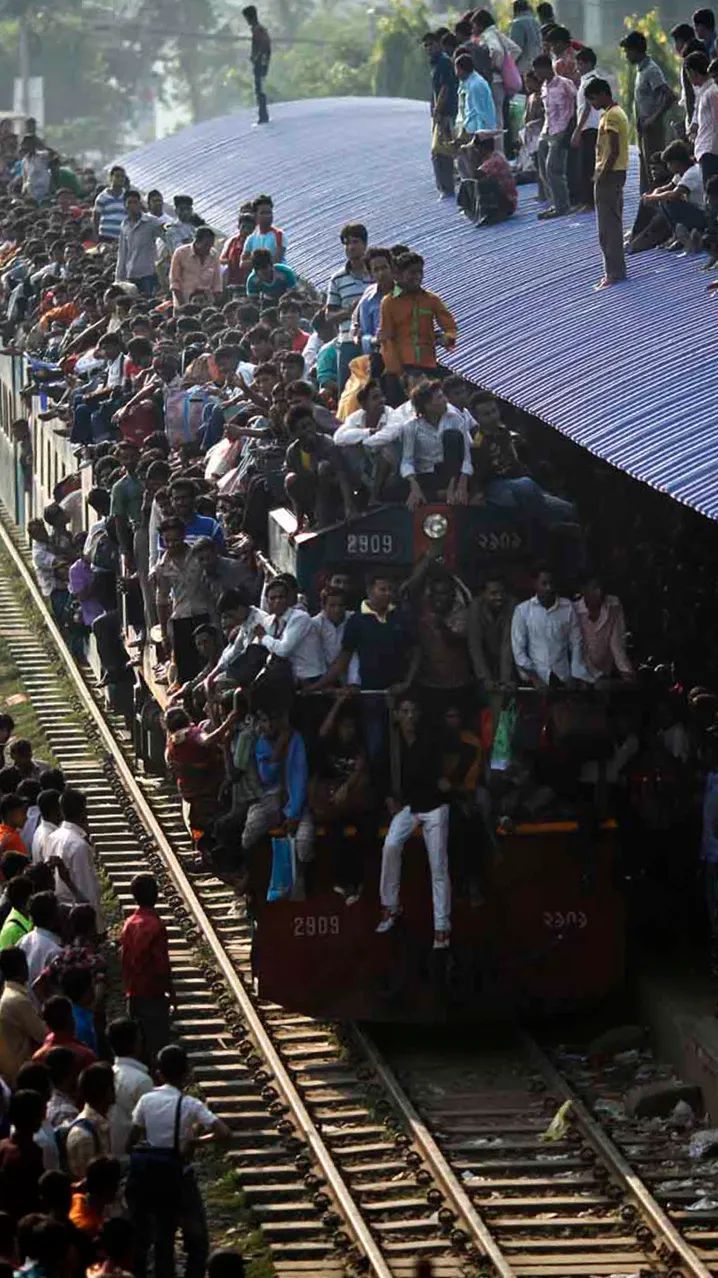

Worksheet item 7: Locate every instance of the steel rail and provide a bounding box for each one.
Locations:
[520,1033,714,1278]
[0,513,393,1278]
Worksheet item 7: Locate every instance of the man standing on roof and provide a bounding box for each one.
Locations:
[243,5,271,126]
[620,30,675,197]
[379,252,457,382]
[532,52,576,219]
[586,78,629,290]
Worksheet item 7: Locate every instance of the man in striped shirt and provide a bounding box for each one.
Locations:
[93,166,128,242]
[326,222,371,392]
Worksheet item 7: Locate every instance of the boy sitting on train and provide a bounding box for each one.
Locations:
[283,403,356,531]
[469,393,577,525]
[333,379,404,505]
[376,695,452,950]
[399,380,473,509]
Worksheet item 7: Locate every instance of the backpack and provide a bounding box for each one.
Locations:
[57,1115,100,1174]
[164,385,215,449]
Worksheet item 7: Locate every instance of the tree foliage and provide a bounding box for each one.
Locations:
[370,0,432,101]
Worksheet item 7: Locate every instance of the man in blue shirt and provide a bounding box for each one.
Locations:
[245,248,297,300]
[155,478,226,561]
[352,247,395,351]
[455,53,498,149]
[423,31,460,197]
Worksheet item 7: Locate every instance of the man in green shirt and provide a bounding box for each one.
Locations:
[0,877,33,949]
[245,249,297,301]
[110,442,143,572]
[49,155,82,197]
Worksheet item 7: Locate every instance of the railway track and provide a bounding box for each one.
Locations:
[0,506,715,1278]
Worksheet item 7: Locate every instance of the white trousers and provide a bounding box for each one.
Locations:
[379,804,451,933]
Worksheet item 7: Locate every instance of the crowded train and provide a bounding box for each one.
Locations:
[1,10,718,1016]
[0,1,716,1267]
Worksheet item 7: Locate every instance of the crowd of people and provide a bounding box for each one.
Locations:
[0,6,716,1264]
[423,3,718,289]
[1,59,718,957]
[0,715,247,1276]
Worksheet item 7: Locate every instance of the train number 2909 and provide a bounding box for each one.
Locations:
[293,916,340,938]
[346,532,395,557]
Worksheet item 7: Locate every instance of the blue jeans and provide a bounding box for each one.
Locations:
[129,273,158,297]
[661,199,707,232]
[337,341,363,393]
[537,133,570,214]
[486,476,576,525]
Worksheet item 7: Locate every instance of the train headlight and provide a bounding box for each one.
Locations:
[422,513,449,540]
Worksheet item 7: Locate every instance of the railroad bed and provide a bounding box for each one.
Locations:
[0,505,714,1278]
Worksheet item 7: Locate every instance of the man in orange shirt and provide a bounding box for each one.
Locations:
[379,251,457,380]
[0,794,29,857]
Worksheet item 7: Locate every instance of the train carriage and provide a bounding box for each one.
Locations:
[0,350,625,1022]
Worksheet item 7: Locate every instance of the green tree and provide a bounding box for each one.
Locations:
[618,7,680,125]
[370,0,432,100]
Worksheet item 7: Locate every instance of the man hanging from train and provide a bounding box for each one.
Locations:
[511,566,591,687]
[376,695,452,951]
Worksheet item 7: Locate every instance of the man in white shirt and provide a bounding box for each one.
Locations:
[202,588,268,698]
[18,891,62,989]
[31,790,61,864]
[128,1044,230,1278]
[44,789,104,932]
[397,381,473,510]
[108,1018,153,1162]
[511,567,591,686]
[255,577,325,685]
[571,47,602,210]
[686,49,718,186]
[310,587,354,674]
[633,138,706,250]
[334,380,403,502]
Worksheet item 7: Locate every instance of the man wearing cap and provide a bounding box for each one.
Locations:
[620,30,676,195]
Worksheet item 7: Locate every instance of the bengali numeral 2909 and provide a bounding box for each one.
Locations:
[293,916,340,938]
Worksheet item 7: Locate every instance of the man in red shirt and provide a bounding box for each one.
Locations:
[32,994,96,1090]
[219,207,256,288]
[459,134,518,224]
[120,873,175,1065]
[0,793,29,857]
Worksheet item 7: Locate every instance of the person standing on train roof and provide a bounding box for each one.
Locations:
[379,252,457,382]
[585,78,629,291]
[695,6,718,57]
[532,53,576,219]
[242,194,286,264]
[421,31,459,199]
[326,222,372,394]
[243,4,272,125]
[351,247,395,351]
[511,566,591,687]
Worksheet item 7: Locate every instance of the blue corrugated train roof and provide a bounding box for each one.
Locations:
[124,96,718,519]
